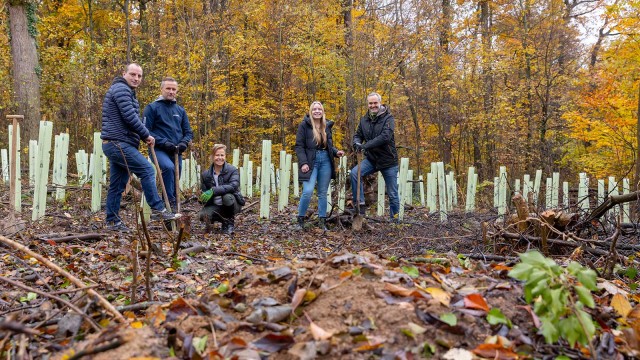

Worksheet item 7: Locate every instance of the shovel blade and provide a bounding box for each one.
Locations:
[352,214,364,231]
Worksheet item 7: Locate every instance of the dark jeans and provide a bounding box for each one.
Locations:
[199,194,241,224]
[103,141,164,223]
[154,149,182,209]
[350,157,399,219]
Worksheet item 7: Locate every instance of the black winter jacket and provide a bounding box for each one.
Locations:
[294,115,340,182]
[200,162,245,207]
[101,77,149,147]
[353,105,398,170]
[143,96,194,148]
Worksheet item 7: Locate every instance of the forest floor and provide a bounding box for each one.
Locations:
[1,186,639,359]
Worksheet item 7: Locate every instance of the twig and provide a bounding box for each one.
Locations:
[223,251,267,263]
[0,320,41,336]
[0,277,100,331]
[66,337,126,360]
[139,209,153,301]
[0,235,125,323]
[116,301,162,312]
[131,239,139,304]
[50,284,99,295]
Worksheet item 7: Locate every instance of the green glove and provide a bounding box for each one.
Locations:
[199,188,214,203]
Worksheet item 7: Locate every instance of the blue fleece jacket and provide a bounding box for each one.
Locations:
[143,96,194,148]
[101,77,149,147]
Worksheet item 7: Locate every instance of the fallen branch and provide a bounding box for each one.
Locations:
[0,320,41,336]
[578,191,640,228]
[66,337,126,360]
[0,277,100,331]
[493,231,611,256]
[36,233,106,243]
[0,235,125,323]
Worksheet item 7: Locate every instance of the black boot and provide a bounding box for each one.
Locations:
[318,217,328,231]
[222,219,235,235]
[293,216,305,230]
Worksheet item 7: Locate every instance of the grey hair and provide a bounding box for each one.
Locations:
[367,92,382,102]
[161,76,178,88]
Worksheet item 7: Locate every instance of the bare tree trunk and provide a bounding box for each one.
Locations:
[437,0,453,165]
[342,0,356,150]
[636,83,640,189]
[9,1,41,142]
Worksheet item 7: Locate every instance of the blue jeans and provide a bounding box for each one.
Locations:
[350,157,399,219]
[298,150,332,218]
[154,149,182,209]
[103,141,164,223]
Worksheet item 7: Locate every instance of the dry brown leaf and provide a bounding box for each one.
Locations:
[425,287,450,306]
[612,293,632,319]
[464,293,489,312]
[309,321,333,341]
[290,288,306,312]
[472,343,519,360]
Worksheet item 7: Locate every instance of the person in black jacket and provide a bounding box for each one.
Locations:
[101,63,179,232]
[143,77,194,210]
[351,92,400,221]
[294,101,344,230]
[199,144,244,234]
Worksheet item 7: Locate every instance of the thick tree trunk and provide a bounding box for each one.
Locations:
[9,1,41,142]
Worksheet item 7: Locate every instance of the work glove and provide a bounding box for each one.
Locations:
[177,142,188,154]
[353,143,365,153]
[199,188,214,204]
[162,141,177,154]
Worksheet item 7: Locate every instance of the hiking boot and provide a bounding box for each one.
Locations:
[151,209,181,221]
[293,216,305,230]
[318,217,328,231]
[106,221,131,233]
[358,203,366,215]
[222,223,235,235]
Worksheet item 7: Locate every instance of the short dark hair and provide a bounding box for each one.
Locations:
[124,63,142,73]
[161,77,178,88]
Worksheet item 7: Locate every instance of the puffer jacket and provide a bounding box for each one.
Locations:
[353,105,398,170]
[200,162,245,207]
[294,115,339,182]
[101,77,149,147]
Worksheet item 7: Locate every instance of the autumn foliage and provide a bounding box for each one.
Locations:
[0,0,638,181]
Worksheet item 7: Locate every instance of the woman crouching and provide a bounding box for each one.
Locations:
[199,144,245,234]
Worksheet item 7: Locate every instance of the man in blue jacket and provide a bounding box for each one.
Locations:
[101,63,180,232]
[143,77,193,211]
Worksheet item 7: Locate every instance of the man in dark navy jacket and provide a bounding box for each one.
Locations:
[143,77,193,210]
[351,92,400,221]
[101,63,179,232]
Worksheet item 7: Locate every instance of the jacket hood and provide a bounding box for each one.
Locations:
[303,114,334,128]
[369,105,389,119]
[154,95,177,103]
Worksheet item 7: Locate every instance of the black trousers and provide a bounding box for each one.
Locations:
[199,194,241,224]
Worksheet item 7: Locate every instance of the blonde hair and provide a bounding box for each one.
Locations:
[308,101,327,147]
[210,144,227,162]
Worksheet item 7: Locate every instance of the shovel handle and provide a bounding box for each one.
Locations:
[149,145,173,212]
[356,152,362,213]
